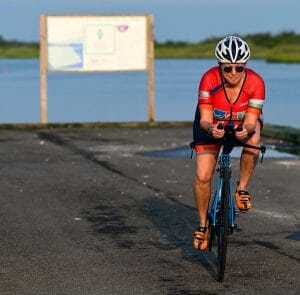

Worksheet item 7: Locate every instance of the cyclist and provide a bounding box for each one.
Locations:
[192,35,265,251]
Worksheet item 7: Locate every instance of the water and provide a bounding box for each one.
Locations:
[286,232,300,241]
[139,144,299,159]
[0,58,299,128]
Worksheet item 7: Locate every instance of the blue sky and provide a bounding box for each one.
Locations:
[1,0,300,42]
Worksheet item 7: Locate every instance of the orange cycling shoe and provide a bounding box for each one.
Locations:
[235,190,252,212]
[193,227,210,251]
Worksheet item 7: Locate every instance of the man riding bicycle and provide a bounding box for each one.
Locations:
[192,35,266,251]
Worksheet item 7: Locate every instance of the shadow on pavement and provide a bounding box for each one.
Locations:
[139,196,218,279]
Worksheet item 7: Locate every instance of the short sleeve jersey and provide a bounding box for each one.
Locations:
[198,66,265,125]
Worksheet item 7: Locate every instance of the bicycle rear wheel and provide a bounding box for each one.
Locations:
[216,169,230,282]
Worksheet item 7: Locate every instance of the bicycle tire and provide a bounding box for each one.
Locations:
[216,168,230,282]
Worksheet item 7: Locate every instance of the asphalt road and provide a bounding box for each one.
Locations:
[0,127,299,295]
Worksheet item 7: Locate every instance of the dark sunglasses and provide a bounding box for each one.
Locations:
[222,66,245,73]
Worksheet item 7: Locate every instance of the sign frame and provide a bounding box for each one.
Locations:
[40,14,154,123]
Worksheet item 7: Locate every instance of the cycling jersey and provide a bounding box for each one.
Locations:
[192,66,265,152]
[198,66,265,124]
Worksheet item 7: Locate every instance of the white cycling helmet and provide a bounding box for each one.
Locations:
[215,36,250,64]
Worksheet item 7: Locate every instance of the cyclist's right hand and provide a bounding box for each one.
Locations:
[211,123,225,139]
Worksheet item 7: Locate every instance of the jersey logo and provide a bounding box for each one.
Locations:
[198,90,210,101]
[213,108,246,121]
[239,102,248,107]
[213,108,227,119]
[199,90,209,98]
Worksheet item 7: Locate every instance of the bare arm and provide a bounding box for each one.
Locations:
[200,108,224,138]
[235,112,259,141]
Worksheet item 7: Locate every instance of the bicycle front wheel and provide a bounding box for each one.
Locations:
[216,169,230,282]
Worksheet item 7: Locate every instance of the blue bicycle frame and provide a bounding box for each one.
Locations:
[209,151,236,230]
[191,121,266,282]
[208,121,266,233]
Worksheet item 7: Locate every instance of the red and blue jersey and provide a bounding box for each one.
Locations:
[198,66,265,125]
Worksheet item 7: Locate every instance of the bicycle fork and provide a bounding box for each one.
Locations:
[209,166,236,232]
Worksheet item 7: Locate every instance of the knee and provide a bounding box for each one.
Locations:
[194,173,212,187]
[246,122,261,146]
[244,137,261,156]
[247,136,260,146]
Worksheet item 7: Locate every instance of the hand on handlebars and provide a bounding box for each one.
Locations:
[234,125,249,141]
[211,123,225,139]
[211,123,250,141]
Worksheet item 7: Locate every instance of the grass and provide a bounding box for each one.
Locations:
[1,32,300,62]
[0,46,39,58]
[155,42,300,63]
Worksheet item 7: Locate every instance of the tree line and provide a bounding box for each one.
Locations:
[0,31,300,61]
[156,31,300,47]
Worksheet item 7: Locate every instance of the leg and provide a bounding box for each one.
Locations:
[237,121,261,191]
[236,121,261,211]
[193,150,218,250]
[193,150,218,227]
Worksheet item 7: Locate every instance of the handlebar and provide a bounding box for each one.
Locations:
[217,122,243,132]
[217,123,224,130]
[236,125,243,132]
[218,121,266,161]
[190,121,266,161]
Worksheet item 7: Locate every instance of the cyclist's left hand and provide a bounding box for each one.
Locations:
[235,126,248,141]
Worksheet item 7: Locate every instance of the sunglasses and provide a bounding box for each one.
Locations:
[222,66,245,73]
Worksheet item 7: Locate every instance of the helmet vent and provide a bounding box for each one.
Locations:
[215,36,251,64]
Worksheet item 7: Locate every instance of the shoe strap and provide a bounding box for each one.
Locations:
[238,190,250,196]
[196,226,207,233]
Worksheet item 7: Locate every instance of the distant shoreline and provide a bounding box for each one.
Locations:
[155,32,300,63]
[1,31,300,63]
[0,52,299,64]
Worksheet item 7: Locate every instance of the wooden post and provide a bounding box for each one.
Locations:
[40,15,48,124]
[147,15,155,123]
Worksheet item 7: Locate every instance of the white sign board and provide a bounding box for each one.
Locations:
[40,14,154,124]
[46,15,148,71]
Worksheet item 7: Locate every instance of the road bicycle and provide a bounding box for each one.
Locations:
[191,121,266,282]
